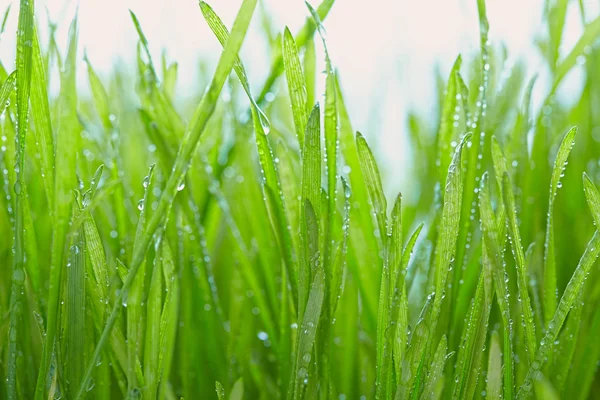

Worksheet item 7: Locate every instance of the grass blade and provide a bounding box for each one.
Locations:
[283,27,308,150]
[75,1,258,396]
[543,126,577,325]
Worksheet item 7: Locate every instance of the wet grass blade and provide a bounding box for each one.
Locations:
[8,0,34,397]
[283,26,308,149]
[75,1,258,396]
[497,143,536,364]
[517,175,600,397]
[486,331,502,399]
[419,335,448,400]
[543,126,577,325]
[356,132,387,239]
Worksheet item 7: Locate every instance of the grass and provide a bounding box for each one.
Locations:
[2,0,600,398]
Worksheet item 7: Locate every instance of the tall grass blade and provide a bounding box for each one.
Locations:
[543,126,577,325]
[75,0,258,396]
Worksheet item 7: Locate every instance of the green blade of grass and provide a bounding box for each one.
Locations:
[486,331,502,399]
[496,143,537,365]
[8,0,34,397]
[282,27,308,150]
[300,105,322,320]
[256,0,335,104]
[63,214,87,396]
[419,335,449,400]
[75,0,258,396]
[200,1,298,309]
[30,23,55,208]
[517,175,600,397]
[430,133,471,337]
[356,132,387,239]
[543,126,577,325]
[437,55,462,184]
[143,236,163,399]
[451,267,492,400]
[479,173,514,399]
[0,71,16,115]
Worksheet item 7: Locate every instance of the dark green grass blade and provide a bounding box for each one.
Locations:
[75,1,258,396]
[543,126,577,325]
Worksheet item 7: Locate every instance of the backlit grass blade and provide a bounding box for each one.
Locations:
[63,213,87,396]
[398,294,434,398]
[451,268,492,400]
[75,0,258,396]
[390,194,403,301]
[283,27,308,149]
[356,132,387,239]
[486,331,502,399]
[306,0,338,274]
[30,24,55,207]
[501,172,537,363]
[419,335,448,400]
[430,133,470,335]
[583,172,600,227]
[299,105,322,319]
[330,176,351,314]
[543,126,577,325]
[158,239,178,399]
[143,236,164,399]
[292,264,325,400]
[479,173,514,399]
[437,55,462,184]
[0,71,16,115]
[8,0,34,397]
[200,1,297,307]
[256,0,335,104]
[518,183,600,396]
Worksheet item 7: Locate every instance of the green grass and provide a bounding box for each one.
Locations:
[2,0,600,398]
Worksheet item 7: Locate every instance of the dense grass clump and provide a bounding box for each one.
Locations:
[2,0,600,398]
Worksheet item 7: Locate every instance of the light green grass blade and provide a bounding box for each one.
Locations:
[437,55,462,184]
[283,27,308,150]
[501,171,537,363]
[533,375,560,400]
[486,331,502,399]
[75,0,258,396]
[256,0,335,104]
[431,133,471,335]
[479,173,514,399]
[356,132,387,239]
[293,265,325,400]
[9,0,33,397]
[143,237,164,399]
[583,172,600,227]
[543,126,577,325]
[452,261,492,400]
[30,24,55,207]
[63,217,87,396]
[518,186,600,396]
[0,71,16,115]
[330,177,351,314]
[390,194,403,303]
[419,335,448,400]
[200,2,297,309]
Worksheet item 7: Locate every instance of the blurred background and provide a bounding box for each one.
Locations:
[0,0,597,194]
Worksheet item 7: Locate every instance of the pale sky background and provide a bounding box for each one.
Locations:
[0,0,597,192]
